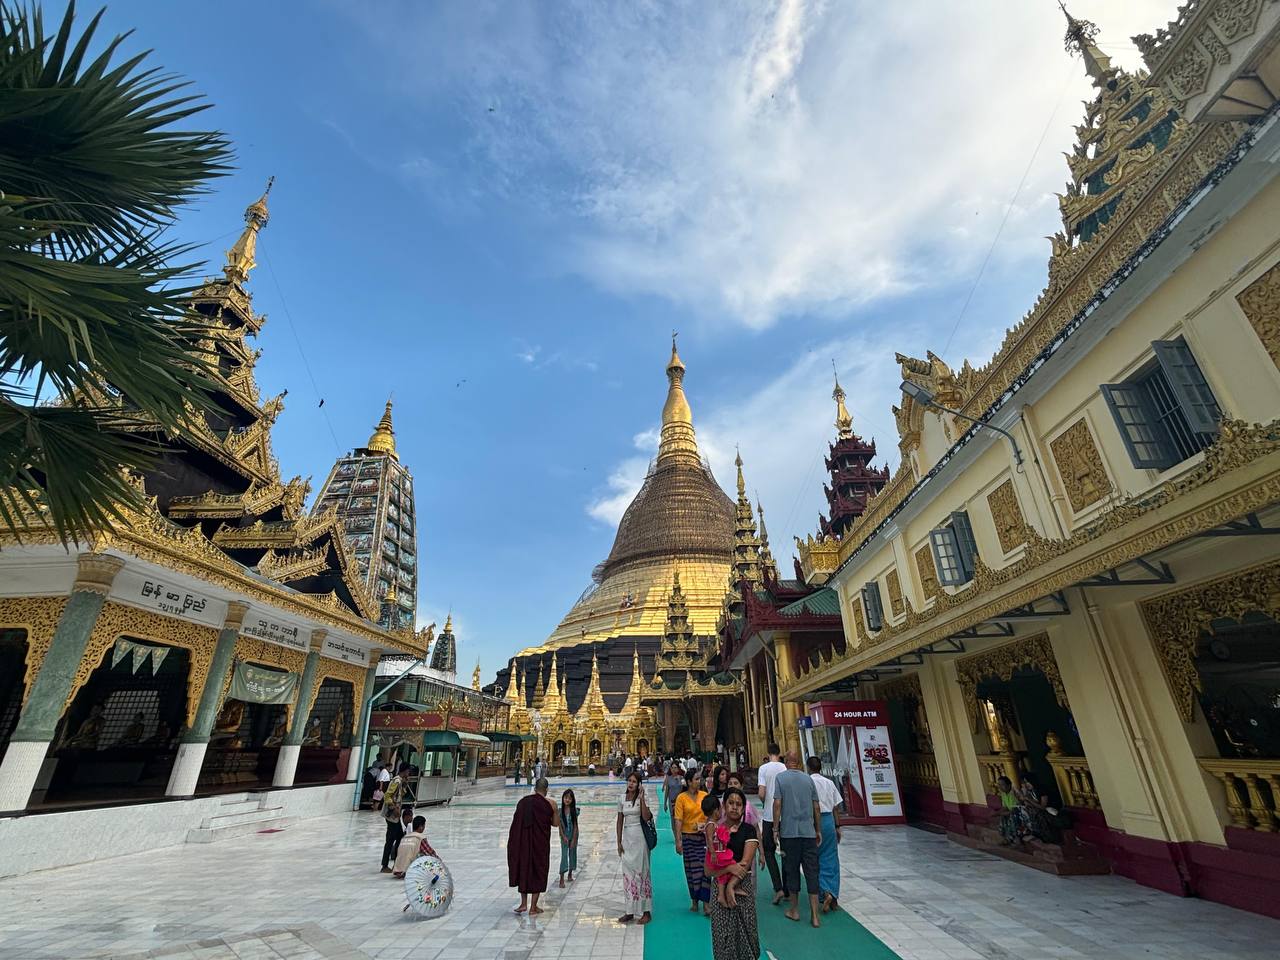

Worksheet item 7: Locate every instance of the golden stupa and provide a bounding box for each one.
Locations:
[519,338,735,654]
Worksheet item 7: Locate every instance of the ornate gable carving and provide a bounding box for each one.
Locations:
[1236,257,1280,371]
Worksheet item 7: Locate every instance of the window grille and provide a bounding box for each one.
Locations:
[861,581,884,632]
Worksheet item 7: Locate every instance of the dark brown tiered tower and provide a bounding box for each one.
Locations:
[819,372,890,540]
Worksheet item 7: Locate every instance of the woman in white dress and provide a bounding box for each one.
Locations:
[616,770,654,925]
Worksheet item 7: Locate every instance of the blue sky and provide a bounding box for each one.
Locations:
[70,0,1176,681]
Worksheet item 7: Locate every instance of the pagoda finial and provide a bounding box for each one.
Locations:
[735,447,746,497]
[224,177,273,285]
[757,496,777,575]
[658,337,700,466]
[1059,2,1114,86]
[472,660,481,691]
[833,361,853,439]
[366,399,398,459]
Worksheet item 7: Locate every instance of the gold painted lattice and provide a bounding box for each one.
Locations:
[1140,559,1280,723]
[955,633,1068,734]
[72,602,219,728]
[0,597,68,708]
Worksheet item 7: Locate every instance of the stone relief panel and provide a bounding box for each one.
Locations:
[1236,258,1280,372]
[1050,418,1112,513]
[986,479,1027,554]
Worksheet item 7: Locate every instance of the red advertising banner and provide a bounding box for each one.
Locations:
[808,699,888,727]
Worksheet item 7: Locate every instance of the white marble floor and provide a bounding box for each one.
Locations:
[0,781,1275,960]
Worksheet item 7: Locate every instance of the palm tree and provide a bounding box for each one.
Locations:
[0,1,232,543]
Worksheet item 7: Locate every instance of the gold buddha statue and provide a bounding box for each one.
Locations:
[302,716,322,746]
[120,711,146,744]
[64,703,105,749]
[263,713,288,747]
[210,699,245,748]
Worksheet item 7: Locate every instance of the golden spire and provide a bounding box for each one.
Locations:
[1060,2,1114,86]
[757,497,777,575]
[735,448,746,497]
[833,361,854,439]
[443,612,452,633]
[472,660,481,691]
[224,177,273,285]
[366,399,398,459]
[658,334,700,466]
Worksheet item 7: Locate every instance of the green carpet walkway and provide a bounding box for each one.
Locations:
[646,790,900,960]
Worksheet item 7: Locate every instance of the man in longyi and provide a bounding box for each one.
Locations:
[507,777,560,915]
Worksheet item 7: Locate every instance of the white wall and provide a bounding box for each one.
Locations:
[0,783,352,879]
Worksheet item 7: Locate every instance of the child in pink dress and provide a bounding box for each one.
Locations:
[701,795,740,907]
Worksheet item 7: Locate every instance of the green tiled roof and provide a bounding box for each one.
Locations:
[778,587,840,618]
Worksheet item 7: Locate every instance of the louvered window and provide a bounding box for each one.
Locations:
[930,510,979,586]
[1102,338,1220,470]
[861,582,884,632]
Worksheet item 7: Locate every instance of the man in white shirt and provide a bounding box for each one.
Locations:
[756,742,787,903]
[807,755,845,912]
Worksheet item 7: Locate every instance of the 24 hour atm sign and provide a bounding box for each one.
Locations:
[808,700,887,726]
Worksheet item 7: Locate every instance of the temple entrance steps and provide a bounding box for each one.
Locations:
[185,792,296,843]
[947,822,1111,876]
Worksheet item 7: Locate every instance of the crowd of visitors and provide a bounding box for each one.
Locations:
[369,742,845,958]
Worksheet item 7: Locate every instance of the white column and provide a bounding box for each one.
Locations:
[165,742,210,797]
[272,744,301,787]
[0,742,53,811]
[346,746,364,782]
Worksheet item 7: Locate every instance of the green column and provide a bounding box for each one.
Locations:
[183,602,248,743]
[285,631,326,745]
[11,554,124,742]
[346,649,382,784]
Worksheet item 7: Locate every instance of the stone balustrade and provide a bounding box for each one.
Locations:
[976,752,1024,795]
[1199,758,1280,833]
[1046,754,1101,810]
[896,752,940,788]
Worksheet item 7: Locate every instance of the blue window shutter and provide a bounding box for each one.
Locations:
[950,511,978,581]
[929,527,965,586]
[1151,339,1221,435]
[1100,383,1173,469]
[861,582,883,632]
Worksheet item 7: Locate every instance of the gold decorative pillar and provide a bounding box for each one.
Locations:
[772,633,803,756]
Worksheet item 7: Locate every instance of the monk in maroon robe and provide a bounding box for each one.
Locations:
[508,777,560,914]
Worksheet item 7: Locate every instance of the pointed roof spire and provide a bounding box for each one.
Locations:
[658,333,700,466]
[366,399,398,459]
[224,177,273,285]
[832,361,853,439]
[472,660,481,691]
[735,447,747,497]
[1060,2,1114,86]
[757,496,777,576]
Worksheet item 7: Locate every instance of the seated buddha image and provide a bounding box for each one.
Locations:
[302,716,322,746]
[263,712,288,747]
[63,703,105,749]
[210,700,246,748]
[120,711,147,744]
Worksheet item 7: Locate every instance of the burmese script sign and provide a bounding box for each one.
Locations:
[323,637,368,665]
[447,714,481,733]
[240,615,308,653]
[114,569,223,627]
[229,661,299,705]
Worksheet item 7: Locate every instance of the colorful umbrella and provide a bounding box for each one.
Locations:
[403,854,454,919]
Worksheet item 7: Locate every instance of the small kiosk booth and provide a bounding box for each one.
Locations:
[367,707,492,806]
[800,699,904,826]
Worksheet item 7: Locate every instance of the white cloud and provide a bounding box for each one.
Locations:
[586,428,659,525]
[357,0,1177,328]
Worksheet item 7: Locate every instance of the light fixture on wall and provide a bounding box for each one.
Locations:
[899,380,1026,469]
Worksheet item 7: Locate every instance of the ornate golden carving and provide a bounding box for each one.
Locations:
[1141,559,1280,723]
[878,671,921,706]
[1236,258,1280,371]
[1050,419,1111,513]
[70,601,219,728]
[257,547,328,583]
[795,533,839,582]
[886,568,905,617]
[956,633,1068,733]
[313,659,368,734]
[73,553,125,596]
[0,597,68,707]
[986,479,1027,554]
[915,544,940,602]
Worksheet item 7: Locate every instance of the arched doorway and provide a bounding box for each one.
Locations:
[297,677,354,785]
[48,637,191,805]
[0,629,29,765]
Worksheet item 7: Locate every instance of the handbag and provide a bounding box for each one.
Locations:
[638,794,658,851]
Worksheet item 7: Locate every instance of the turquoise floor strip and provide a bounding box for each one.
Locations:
[644,806,900,960]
